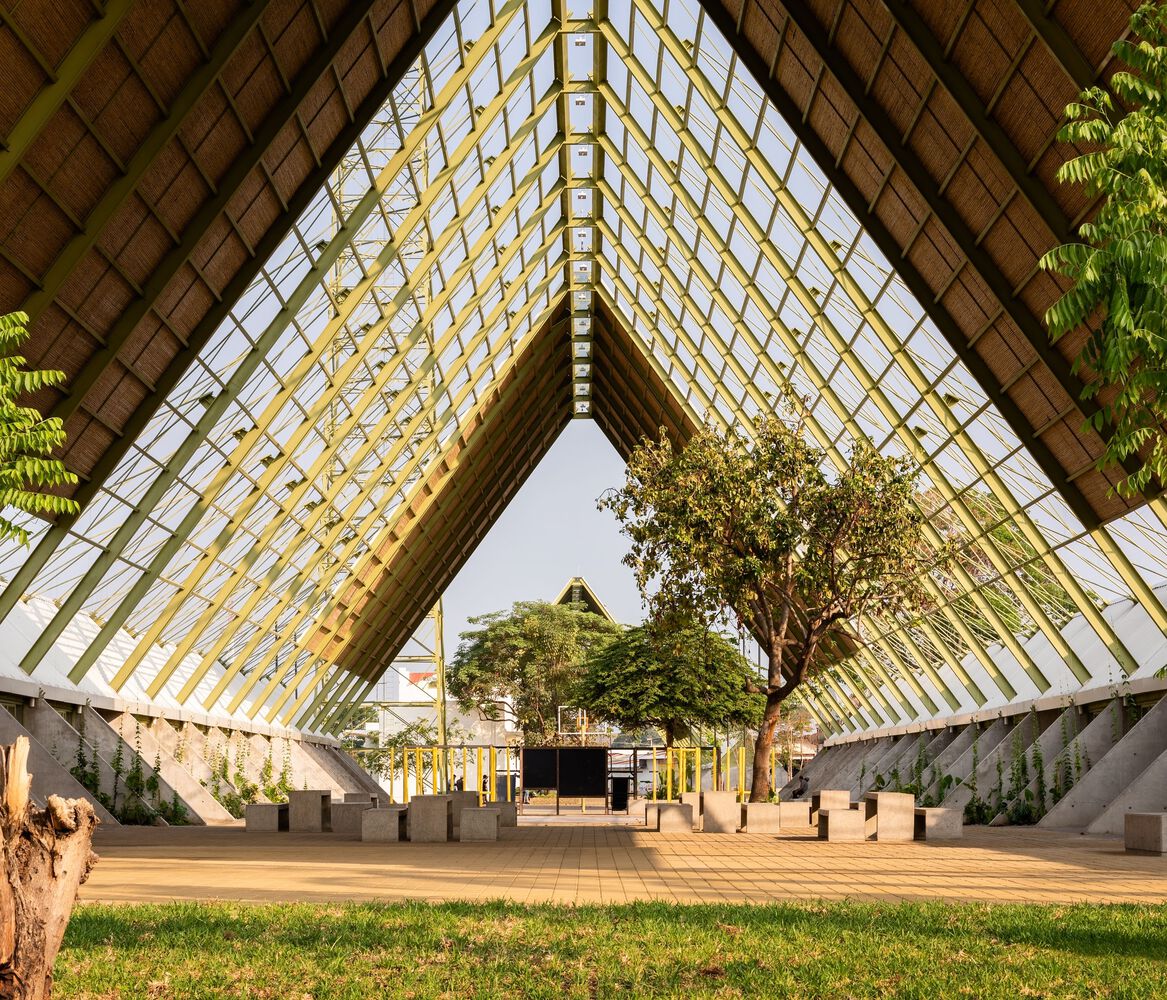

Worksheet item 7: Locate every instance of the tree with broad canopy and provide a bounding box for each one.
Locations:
[574,621,764,747]
[601,409,934,801]
[447,600,622,744]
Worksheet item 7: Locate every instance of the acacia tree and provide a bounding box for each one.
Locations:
[574,622,764,746]
[602,413,932,801]
[1041,3,1167,495]
[0,311,79,541]
[447,601,621,743]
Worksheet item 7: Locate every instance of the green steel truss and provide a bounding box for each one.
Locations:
[5,0,1167,737]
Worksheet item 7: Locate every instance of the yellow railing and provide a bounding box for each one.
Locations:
[361,743,788,804]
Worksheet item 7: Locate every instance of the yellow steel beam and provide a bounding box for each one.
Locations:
[120,86,561,695]
[173,160,568,704]
[205,257,568,716]
[227,265,569,719]
[250,278,570,722]
[55,4,548,685]
[626,5,1138,681]
[292,287,706,727]
[595,140,1011,705]
[602,31,1047,697]
[303,390,570,731]
[288,349,571,728]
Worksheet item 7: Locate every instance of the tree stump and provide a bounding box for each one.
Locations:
[0,737,98,999]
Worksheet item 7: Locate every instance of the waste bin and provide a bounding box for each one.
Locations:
[610,776,631,812]
[494,774,519,801]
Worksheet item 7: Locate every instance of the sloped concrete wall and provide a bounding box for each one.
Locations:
[286,737,349,794]
[110,711,232,824]
[1088,741,1167,835]
[807,742,870,793]
[867,733,928,792]
[0,704,117,823]
[150,719,215,784]
[24,701,157,822]
[313,742,384,797]
[296,739,377,796]
[825,736,893,795]
[779,742,838,795]
[994,705,1086,823]
[86,707,194,823]
[1039,696,1167,830]
[948,711,1051,818]
[933,716,1013,810]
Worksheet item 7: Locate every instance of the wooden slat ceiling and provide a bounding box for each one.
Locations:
[696,0,1148,528]
[0,0,454,508]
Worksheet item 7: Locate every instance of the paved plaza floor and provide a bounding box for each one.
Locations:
[82,821,1167,906]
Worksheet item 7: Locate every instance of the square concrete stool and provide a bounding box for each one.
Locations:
[330,801,372,839]
[449,790,481,830]
[1125,812,1167,853]
[811,789,852,826]
[863,791,915,841]
[914,807,963,840]
[656,802,694,832]
[741,802,781,833]
[819,808,865,842]
[289,790,331,832]
[702,790,740,833]
[407,794,453,842]
[680,791,703,830]
[460,807,501,842]
[245,802,288,833]
[344,791,381,807]
[780,800,812,827]
[494,801,518,827]
[362,806,408,842]
[644,803,660,829]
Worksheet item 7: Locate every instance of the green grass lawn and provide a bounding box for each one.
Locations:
[57,900,1167,999]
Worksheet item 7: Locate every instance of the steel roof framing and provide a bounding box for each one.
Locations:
[3,0,1167,736]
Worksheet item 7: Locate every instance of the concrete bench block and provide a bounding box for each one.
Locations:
[288,790,331,833]
[362,807,408,842]
[450,790,481,829]
[645,803,659,829]
[460,807,501,842]
[344,792,380,806]
[741,802,781,833]
[1125,812,1167,853]
[245,802,288,833]
[811,789,852,825]
[702,790,740,833]
[407,794,453,842]
[330,801,372,839]
[864,791,915,842]
[914,807,963,841]
[495,801,518,827]
[780,800,812,827]
[681,791,703,830]
[656,802,695,833]
[818,808,865,842]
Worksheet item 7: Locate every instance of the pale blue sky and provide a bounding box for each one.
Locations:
[441,420,645,656]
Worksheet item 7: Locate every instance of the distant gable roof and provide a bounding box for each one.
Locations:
[554,577,615,622]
